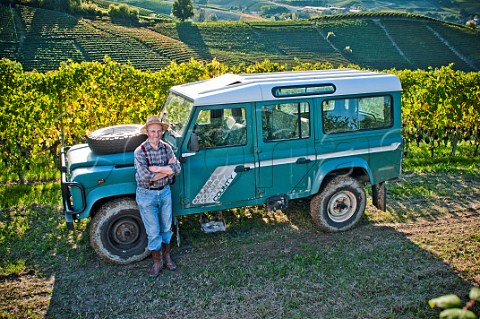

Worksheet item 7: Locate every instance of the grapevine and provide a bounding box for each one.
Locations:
[395,65,480,158]
[0,58,478,184]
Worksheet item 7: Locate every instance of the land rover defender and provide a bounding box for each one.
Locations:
[60,69,403,264]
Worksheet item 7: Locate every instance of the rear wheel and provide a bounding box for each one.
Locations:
[90,198,149,264]
[310,175,366,232]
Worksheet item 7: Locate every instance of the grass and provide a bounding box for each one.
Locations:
[403,142,480,174]
[364,143,479,224]
[0,143,479,318]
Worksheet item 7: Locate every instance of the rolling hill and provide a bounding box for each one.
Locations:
[107,0,480,25]
[0,4,479,72]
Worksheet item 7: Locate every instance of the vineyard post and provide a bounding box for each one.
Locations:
[475,126,480,156]
[7,141,28,185]
[18,146,27,185]
[57,111,67,150]
[450,127,460,157]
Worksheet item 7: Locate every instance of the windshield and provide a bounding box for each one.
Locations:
[161,91,194,136]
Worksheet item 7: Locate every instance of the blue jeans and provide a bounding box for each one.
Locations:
[136,185,173,251]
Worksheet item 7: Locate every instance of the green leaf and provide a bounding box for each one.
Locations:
[429,295,463,309]
[439,308,477,319]
[470,287,480,302]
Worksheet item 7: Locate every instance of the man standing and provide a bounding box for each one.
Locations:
[134,115,181,277]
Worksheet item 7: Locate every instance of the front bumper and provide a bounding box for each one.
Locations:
[60,146,86,230]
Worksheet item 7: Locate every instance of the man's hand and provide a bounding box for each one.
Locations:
[148,165,174,174]
[148,166,161,173]
[151,172,168,181]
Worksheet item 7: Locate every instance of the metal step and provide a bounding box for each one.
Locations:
[200,212,227,234]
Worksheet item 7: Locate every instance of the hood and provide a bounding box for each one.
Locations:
[67,144,134,171]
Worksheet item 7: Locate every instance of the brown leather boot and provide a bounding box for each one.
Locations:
[148,250,163,277]
[162,244,177,271]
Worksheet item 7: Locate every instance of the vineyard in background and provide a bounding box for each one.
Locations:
[0,58,479,184]
[1,5,480,72]
[94,0,173,17]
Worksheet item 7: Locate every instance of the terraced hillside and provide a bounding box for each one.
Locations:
[247,21,348,65]
[1,4,479,72]
[380,19,474,70]
[0,5,200,71]
[313,15,479,70]
[0,5,18,61]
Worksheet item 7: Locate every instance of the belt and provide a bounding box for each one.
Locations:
[146,185,165,191]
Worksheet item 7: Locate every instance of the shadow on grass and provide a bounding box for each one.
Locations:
[374,171,480,224]
[39,205,479,319]
[1,182,478,318]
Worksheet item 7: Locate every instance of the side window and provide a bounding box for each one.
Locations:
[322,96,393,134]
[322,99,358,132]
[358,96,392,129]
[194,107,247,149]
[262,102,310,141]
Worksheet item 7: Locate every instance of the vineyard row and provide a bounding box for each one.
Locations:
[0,58,479,183]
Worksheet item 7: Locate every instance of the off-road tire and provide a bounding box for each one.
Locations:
[310,175,366,232]
[87,124,147,155]
[90,198,149,265]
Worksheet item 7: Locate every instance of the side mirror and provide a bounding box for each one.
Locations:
[187,132,199,153]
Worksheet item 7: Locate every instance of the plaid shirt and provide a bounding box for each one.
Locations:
[134,140,181,189]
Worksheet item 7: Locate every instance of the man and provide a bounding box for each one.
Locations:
[134,115,181,277]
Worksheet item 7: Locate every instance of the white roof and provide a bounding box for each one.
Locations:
[170,69,402,106]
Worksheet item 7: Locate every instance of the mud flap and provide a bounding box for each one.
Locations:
[372,182,386,211]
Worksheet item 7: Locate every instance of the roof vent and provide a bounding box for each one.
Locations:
[227,81,242,86]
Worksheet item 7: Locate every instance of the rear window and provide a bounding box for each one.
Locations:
[322,95,393,134]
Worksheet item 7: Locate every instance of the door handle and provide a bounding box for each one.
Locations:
[182,152,196,158]
[296,157,311,164]
[180,152,196,163]
[234,165,251,173]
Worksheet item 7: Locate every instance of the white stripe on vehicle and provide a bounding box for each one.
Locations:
[315,142,401,160]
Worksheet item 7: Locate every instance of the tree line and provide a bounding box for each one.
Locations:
[1,0,194,21]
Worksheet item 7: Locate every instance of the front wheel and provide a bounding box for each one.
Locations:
[310,176,366,232]
[90,198,149,264]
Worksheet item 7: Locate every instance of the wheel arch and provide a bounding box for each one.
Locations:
[77,182,137,220]
[89,194,137,219]
[312,158,373,196]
